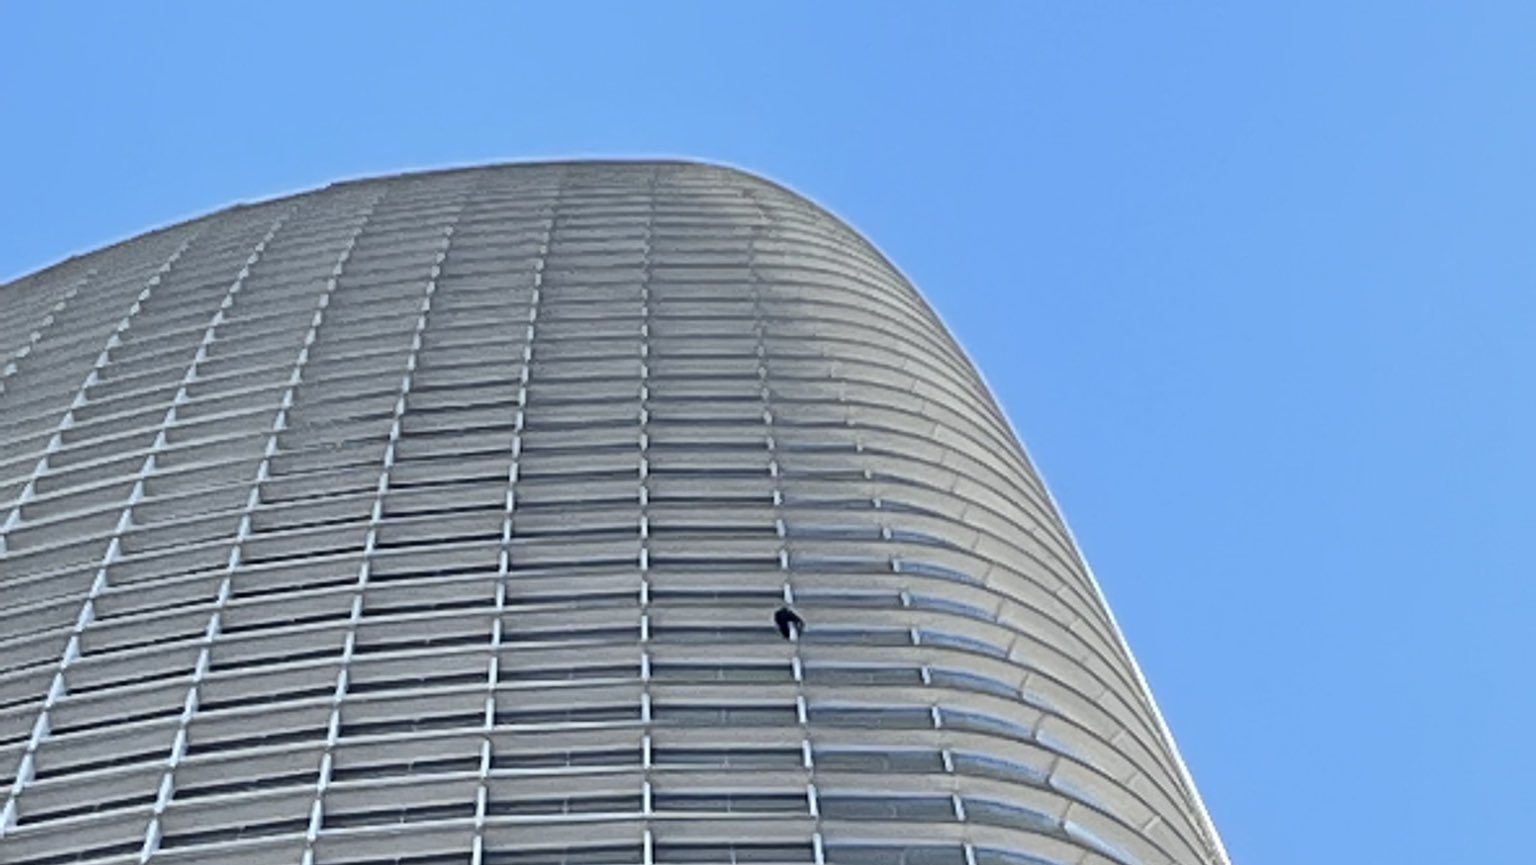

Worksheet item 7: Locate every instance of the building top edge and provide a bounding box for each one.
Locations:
[1,158,790,288]
[318,157,775,193]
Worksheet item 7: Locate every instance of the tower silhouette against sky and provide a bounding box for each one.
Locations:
[0,162,1228,865]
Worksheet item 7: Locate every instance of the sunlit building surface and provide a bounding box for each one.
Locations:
[0,162,1228,865]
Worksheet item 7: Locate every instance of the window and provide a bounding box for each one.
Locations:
[825,846,967,865]
[814,750,943,773]
[917,630,1006,658]
[940,709,1032,740]
[320,854,470,865]
[654,844,814,864]
[887,528,960,550]
[651,663,793,683]
[653,792,807,813]
[793,590,902,608]
[802,628,910,647]
[482,845,643,865]
[340,711,482,737]
[162,815,314,847]
[487,794,640,816]
[652,748,802,769]
[818,795,955,821]
[648,588,781,604]
[804,665,922,686]
[963,799,1060,835]
[347,672,487,694]
[649,626,774,644]
[18,791,159,825]
[653,705,798,726]
[495,705,639,726]
[896,560,980,586]
[1065,820,1142,865]
[330,756,480,782]
[8,839,148,865]
[907,594,992,621]
[494,748,638,770]
[973,850,1061,865]
[950,753,1047,787]
[808,706,932,730]
[928,668,1017,699]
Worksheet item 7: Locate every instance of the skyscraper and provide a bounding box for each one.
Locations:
[0,162,1227,865]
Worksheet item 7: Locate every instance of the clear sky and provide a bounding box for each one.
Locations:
[3,4,1533,863]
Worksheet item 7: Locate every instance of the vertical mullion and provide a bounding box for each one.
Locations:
[132,207,301,862]
[637,168,657,833]
[0,231,197,551]
[638,167,655,670]
[300,191,470,865]
[0,227,201,836]
[0,266,96,389]
[474,172,562,865]
[746,185,822,850]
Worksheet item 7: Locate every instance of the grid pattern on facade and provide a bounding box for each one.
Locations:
[0,162,1227,865]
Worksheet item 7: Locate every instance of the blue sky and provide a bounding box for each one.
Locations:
[3,4,1533,863]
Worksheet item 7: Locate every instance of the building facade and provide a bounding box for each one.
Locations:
[0,162,1227,865]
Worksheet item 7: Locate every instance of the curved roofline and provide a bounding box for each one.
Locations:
[707,158,1234,865]
[3,156,771,285]
[0,159,1232,863]
[321,156,754,192]
[784,173,1237,865]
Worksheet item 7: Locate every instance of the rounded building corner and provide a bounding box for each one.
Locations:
[0,161,1228,865]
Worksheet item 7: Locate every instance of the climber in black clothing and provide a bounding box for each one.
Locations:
[774,606,805,640]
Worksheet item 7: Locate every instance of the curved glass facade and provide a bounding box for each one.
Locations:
[0,162,1227,865]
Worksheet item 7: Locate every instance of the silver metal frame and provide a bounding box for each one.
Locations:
[0,161,1227,865]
